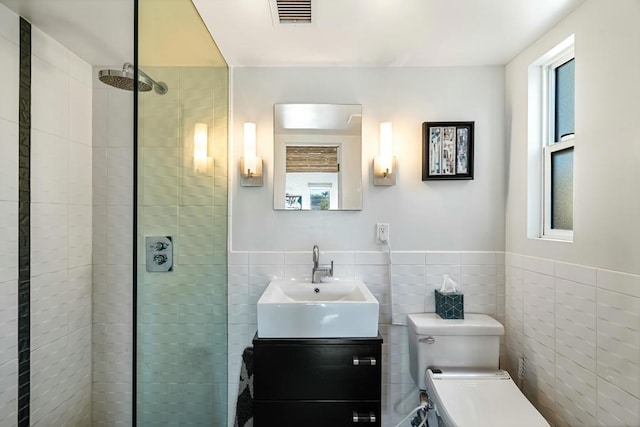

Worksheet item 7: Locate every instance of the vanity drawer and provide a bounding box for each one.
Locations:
[254,400,381,427]
[253,339,382,401]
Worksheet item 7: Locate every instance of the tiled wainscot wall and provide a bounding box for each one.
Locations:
[504,252,640,426]
[226,250,506,426]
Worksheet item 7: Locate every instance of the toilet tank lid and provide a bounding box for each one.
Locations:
[408,313,504,336]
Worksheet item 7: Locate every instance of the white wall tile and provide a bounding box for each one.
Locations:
[31,56,69,137]
[0,3,19,45]
[461,251,496,265]
[523,339,556,425]
[555,354,597,427]
[0,38,18,123]
[68,142,92,205]
[31,130,69,204]
[391,264,426,317]
[555,261,596,286]
[0,120,18,203]
[355,251,389,265]
[68,52,92,87]
[107,147,133,206]
[31,271,68,351]
[523,271,555,350]
[597,377,640,426]
[106,204,132,265]
[92,87,108,147]
[523,255,554,276]
[391,251,425,265]
[68,204,92,268]
[0,202,18,284]
[248,251,284,266]
[31,203,68,277]
[31,336,69,425]
[596,289,640,399]
[69,77,92,145]
[505,252,523,268]
[505,265,524,335]
[283,251,311,265]
[426,252,460,265]
[0,358,17,425]
[107,89,133,147]
[323,251,355,265]
[228,251,248,265]
[597,268,640,298]
[555,278,596,372]
[68,266,92,333]
[31,26,68,72]
[0,280,17,367]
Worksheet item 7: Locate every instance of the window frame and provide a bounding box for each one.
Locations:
[541,46,575,241]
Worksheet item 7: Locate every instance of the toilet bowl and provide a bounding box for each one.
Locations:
[408,313,549,427]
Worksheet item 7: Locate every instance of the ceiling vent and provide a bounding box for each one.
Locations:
[270,0,312,24]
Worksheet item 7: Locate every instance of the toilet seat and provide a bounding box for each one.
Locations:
[425,369,550,427]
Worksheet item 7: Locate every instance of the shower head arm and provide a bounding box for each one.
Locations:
[123,63,168,95]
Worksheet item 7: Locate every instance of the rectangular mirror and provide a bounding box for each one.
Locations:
[273,104,362,210]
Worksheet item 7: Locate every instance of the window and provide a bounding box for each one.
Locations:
[542,44,575,240]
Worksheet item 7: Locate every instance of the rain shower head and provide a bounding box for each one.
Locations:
[98,63,168,94]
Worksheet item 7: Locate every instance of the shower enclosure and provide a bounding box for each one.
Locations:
[135,0,229,424]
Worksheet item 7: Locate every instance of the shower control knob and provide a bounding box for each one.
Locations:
[153,254,168,265]
[153,241,169,251]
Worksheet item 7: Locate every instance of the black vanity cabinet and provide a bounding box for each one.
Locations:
[253,334,382,427]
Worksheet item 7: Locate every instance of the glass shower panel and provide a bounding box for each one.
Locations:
[137,0,229,425]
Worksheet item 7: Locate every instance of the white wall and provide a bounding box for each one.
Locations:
[505,0,640,275]
[231,67,506,252]
[504,1,640,425]
[229,66,507,425]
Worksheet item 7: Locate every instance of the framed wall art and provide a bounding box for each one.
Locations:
[422,121,474,180]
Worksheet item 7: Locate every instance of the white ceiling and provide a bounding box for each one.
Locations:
[0,0,133,67]
[1,0,586,67]
[194,0,586,67]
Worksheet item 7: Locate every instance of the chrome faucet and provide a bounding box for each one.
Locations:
[312,245,333,283]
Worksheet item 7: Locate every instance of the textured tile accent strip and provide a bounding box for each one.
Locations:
[17,17,30,427]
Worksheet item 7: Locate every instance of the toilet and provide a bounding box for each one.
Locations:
[408,313,549,427]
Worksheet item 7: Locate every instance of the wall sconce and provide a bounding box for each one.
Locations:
[373,121,396,186]
[194,122,209,175]
[240,122,263,187]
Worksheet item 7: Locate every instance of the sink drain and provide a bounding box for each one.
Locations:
[314,287,320,293]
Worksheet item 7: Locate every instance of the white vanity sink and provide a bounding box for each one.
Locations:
[257,279,379,338]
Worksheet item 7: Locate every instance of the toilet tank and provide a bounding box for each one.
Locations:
[408,313,504,390]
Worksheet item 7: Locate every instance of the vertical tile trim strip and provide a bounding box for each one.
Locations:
[17,17,31,427]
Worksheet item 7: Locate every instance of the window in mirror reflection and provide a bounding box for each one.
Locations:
[274,104,362,211]
[284,146,340,210]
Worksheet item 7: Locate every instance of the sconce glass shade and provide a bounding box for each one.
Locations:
[243,122,257,174]
[379,122,393,174]
[374,121,396,186]
[241,122,263,186]
[194,122,208,174]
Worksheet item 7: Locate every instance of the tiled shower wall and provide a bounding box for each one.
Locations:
[0,5,20,422]
[136,66,228,426]
[92,66,134,424]
[504,253,640,426]
[0,4,93,424]
[227,250,505,426]
[29,28,93,425]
